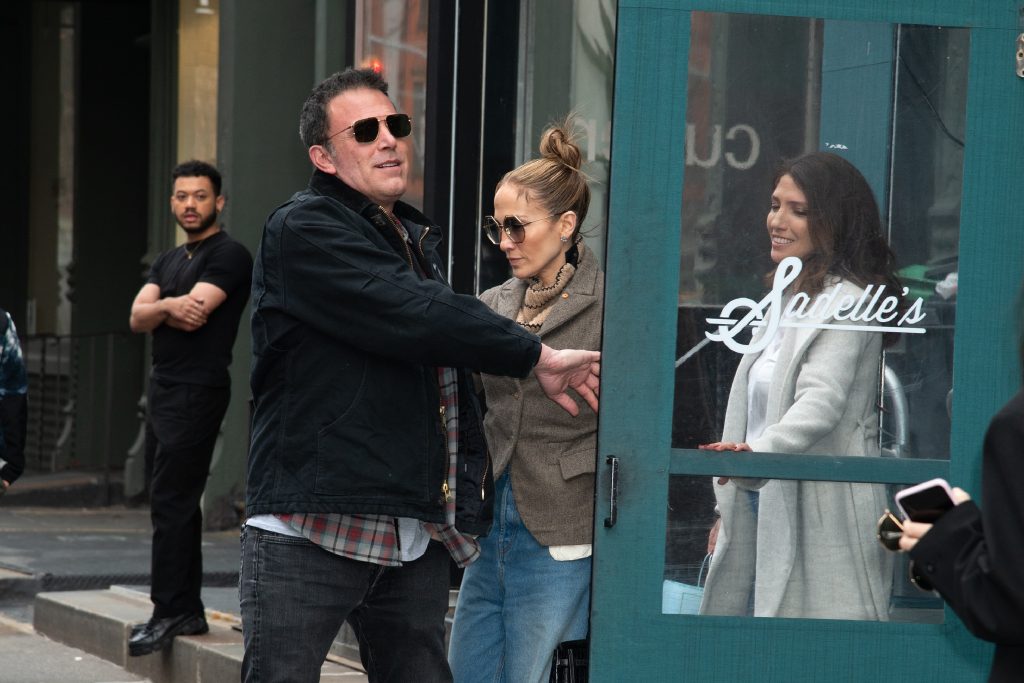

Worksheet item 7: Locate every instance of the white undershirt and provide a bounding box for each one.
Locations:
[245,514,431,563]
[549,544,592,561]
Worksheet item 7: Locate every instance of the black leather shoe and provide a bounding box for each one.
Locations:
[128,612,208,656]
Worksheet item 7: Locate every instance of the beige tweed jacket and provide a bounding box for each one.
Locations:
[478,245,604,546]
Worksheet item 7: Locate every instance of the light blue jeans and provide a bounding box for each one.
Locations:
[448,473,591,683]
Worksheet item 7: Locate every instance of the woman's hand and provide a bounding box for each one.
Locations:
[698,442,752,484]
[898,487,970,551]
[699,442,752,452]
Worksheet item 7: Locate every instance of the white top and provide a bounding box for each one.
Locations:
[549,544,592,561]
[745,327,785,443]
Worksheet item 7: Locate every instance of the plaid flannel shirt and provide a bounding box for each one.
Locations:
[277,366,480,567]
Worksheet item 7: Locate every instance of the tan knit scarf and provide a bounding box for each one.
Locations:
[516,247,580,332]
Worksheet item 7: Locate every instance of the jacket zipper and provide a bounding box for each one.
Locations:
[418,226,431,258]
[479,459,488,500]
[439,403,452,504]
[385,207,448,506]
[379,206,415,269]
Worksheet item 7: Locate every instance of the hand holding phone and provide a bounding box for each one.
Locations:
[894,478,957,523]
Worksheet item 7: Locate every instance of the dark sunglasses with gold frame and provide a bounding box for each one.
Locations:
[328,113,412,145]
[876,508,935,592]
[482,214,560,245]
[876,509,904,551]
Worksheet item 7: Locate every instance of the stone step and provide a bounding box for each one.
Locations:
[33,588,367,683]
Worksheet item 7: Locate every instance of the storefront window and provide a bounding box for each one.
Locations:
[512,0,616,265]
[665,12,968,622]
[177,0,219,170]
[354,0,428,210]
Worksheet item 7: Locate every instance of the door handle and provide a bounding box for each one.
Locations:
[604,455,619,528]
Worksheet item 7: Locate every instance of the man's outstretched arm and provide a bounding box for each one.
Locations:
[533,344,601,416]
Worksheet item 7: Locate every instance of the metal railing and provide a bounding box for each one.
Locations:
[22,332,133,476]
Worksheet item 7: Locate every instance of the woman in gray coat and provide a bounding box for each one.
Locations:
[699,152,905,620]
[448,122,603,683]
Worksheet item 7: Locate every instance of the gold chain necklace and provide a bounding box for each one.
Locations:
[184,239,203,260]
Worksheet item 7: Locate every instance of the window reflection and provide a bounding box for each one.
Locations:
[666,13,968,624]
[663,475,944,622]
[673,14,968,462]
[354,0,428,210]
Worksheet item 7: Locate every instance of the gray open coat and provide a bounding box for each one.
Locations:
[700,279,893,620]
[478,245,604,546]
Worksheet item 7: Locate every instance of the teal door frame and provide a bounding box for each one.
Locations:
[593,1,1024,680]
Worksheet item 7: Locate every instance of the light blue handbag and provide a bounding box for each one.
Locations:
[661,553,712,614]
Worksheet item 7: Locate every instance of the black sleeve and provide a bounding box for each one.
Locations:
[264,200,540,377]
[147,250,169,287]
[200,240,253,297]
[0,311,27,484]
[0,392,26,484]
[909,394,1024,644]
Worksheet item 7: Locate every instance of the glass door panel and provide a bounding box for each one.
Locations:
[589,1,1019,679]
[663,12,968,625]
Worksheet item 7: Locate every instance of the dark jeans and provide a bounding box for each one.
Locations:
[240,526,453,683]
[147,379,229,619]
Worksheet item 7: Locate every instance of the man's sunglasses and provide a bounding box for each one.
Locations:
[331,114,412,144]
[482,214,560,245]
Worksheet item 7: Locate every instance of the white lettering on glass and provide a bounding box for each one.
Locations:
[705,256,927,354]
[686,123,762,170]
[724,124,759,170]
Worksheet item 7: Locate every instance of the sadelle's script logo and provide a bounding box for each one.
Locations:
[705,256,928,354]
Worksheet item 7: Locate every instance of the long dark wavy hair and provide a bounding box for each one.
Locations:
[770,152,906,340]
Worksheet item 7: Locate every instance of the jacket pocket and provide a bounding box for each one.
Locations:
[313,361,435,503]
[558,448,598,481]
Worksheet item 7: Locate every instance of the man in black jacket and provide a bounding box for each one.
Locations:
[241,68,600,683]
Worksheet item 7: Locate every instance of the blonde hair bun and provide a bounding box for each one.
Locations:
[539,121,583,172]
[498,115,592,234]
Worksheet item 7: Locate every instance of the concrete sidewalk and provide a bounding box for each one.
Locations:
[33,587,368,682]
[0,613,149,683]
[0,490,368,681]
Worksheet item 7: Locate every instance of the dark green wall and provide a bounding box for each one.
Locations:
[206,0,352,526]
[70,0,149,472]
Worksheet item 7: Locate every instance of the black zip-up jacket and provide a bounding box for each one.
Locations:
[247,170,540,533]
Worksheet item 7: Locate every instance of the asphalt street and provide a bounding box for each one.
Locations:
[0,505,240,590]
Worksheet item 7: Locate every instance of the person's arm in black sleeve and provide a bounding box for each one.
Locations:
[273,200,540,377]
[0,312,28,490]
[193,239,254,316]
[0,392,27,488]
[909,394,1024,643]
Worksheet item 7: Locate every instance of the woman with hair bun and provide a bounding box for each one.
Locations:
[448,120,604,682]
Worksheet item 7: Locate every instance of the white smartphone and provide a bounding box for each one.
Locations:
[894,477,956,523]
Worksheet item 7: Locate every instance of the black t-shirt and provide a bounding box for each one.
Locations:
[147,230,253,387]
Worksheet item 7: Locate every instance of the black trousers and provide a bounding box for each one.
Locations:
[147,378,230,619]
